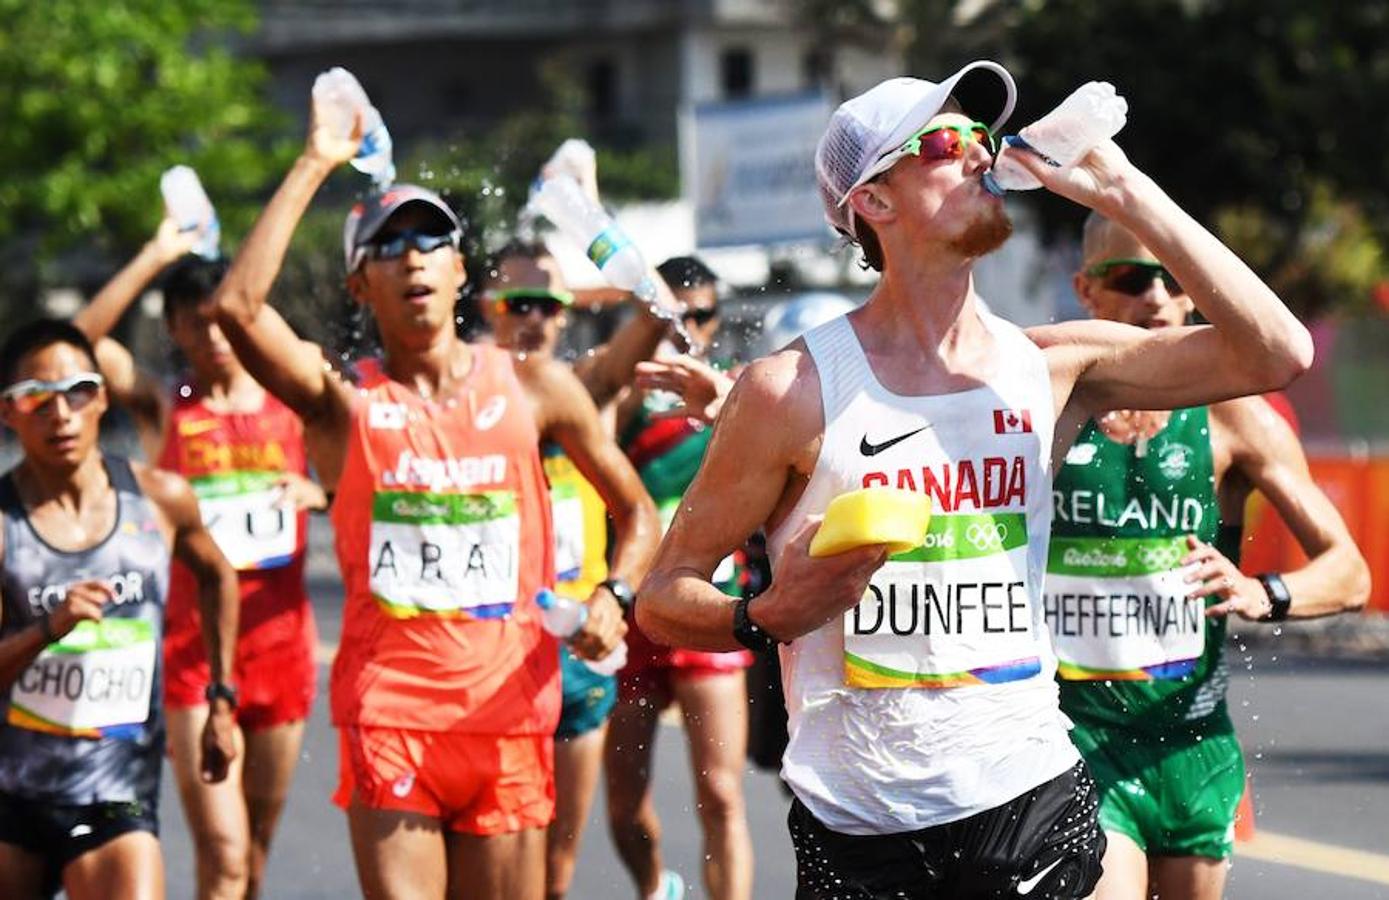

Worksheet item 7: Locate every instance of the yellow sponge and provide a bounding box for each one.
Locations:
[808,488,933,557]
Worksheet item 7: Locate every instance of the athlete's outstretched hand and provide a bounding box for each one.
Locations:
[47,580,113,640]
[199,704,238,784]
[636,357,734,425]
[148,216,201,266]
[571,590,627,661]
[1185,535,1272,621]
[751,516,888,643]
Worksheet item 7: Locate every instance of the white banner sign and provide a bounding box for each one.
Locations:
[687,92,832,248]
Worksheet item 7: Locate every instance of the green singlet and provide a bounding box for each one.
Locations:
[1046,407,1244,859]
[623,391,740,595]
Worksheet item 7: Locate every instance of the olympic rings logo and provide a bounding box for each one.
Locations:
[965,521,1008,552]
[1136,544,1182,570]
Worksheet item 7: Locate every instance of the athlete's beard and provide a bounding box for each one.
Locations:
[946,203,1013,258]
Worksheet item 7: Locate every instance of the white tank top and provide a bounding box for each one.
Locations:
[769,311,1077,834]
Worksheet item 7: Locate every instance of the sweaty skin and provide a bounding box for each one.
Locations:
[209,101,658,900]
[1067,221,1368,900]
[0,340,239,900]
[633,112,1312,656]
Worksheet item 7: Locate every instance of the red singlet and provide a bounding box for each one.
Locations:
[160,386,316,729]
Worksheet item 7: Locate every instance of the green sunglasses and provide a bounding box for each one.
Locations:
[855,120,998,188]
[1084,258,1185,297]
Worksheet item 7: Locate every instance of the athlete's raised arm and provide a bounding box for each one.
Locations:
[1191,396,1371,620]
[1016,143,1313,416]
[635,346,886,651]
[519,354,659,658]
[72,218,196,458]
[137,464,239,784]
[212,105,360,424]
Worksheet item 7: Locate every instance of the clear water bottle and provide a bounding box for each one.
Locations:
[541,138,598,189]
[160,165,220,260]
[983,81,1129,194]
[311,66,396,187]
[529,175,656,301]
[535,589,629,676]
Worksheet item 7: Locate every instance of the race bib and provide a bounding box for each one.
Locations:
[8,619,155,739]
[551,483,584,585]
[844,512,1042,689]
[368,490,520,619]
[1045,535,1205,681]
[193,471,298,570]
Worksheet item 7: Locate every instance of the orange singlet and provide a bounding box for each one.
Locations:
[329,346,558,736]
[161,386,317,731]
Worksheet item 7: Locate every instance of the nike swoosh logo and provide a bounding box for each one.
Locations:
[1016,856,1063,895]
[859,425,931,456]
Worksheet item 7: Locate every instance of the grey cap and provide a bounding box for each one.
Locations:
[342,183,461,271]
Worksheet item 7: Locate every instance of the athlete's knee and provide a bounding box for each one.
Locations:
[694,766,746,827]
[195,829,250,888]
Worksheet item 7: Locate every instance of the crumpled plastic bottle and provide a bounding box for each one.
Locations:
[984,82,1129,195]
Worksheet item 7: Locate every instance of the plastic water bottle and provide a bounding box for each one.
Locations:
[528,173,696,349]
[530,176,654,296]
[535,589,629,676]
[983,82,1129,194]
[541,138,597,188]
[311,67,396,187]
[160,165,220,260]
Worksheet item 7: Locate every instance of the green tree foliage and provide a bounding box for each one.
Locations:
[850,0,1389,316]
[0,0,291,300]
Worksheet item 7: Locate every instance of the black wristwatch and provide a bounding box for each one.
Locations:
[598,577,635,613]
[205,681,239,710]
[733,596,778,652]
[1256,573,1292,622]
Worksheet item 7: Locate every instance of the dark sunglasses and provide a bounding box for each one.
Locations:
[361,229,459,263]
[490,289,573,318]
[1085,258,1185,297]
[2,372,104,416]
[681,306,719,326]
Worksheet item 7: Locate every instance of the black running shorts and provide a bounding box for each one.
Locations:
[0,790,159,893]
[788,761,1105,899]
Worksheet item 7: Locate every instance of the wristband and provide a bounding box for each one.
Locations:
[598,577,635,613]
[732,596,778,652]
[1257,573,1292,622]
[205,681,240,710]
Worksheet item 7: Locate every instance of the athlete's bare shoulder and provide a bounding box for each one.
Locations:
[1208,394,1299,463]
[130,459,201,540]
[510,347,594,430]
[719,339,823,473]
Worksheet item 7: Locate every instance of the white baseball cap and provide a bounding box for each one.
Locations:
[814,61,1017,238]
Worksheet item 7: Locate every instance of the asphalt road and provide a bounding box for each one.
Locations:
[149,532,1389,899]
